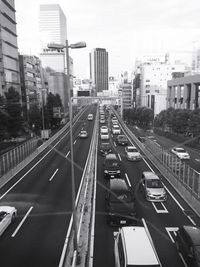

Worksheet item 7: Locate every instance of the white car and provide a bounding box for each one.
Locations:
[171,147,190,160]
[125,146,141,161]
[112,125,121,135]
[100,126,109,134]
[100,118,105,124]
[79,130,88,139]
[0,206,17,236]
[100,133,109,140]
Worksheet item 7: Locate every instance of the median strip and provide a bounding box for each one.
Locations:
[11,206,33,237]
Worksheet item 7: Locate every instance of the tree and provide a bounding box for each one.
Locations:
[188,109,200,140]
[4,87,23,137]
[0,95,7,140]
[28,104,42,133]
[171,109,190,135]
[46,92,63,128]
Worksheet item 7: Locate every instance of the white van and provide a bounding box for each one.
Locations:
[87,114,93,121]
[114,222,161,266]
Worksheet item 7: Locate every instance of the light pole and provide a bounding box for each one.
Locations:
[48,41,86,260]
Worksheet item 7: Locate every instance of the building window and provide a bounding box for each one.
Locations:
[145,85,150,88]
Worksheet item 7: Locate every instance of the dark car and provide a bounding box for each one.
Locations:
[103,153,121,178]
[116,135,128,146]
[138,136,146,143]
[105,178,136,226]
[99,142,112,156]
[175,225,200,267]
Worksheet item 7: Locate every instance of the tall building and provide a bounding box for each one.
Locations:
[0,0,20,96]
[39,4,67,73]
[90,48,108,94]
[19,55,43,120]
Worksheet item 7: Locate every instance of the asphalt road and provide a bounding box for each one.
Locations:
[0,106,96,267]
[93,111,200,267]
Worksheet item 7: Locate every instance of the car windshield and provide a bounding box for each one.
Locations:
[176,148,186,153]
[119,136,127,141]
[0,211,7,221]
[147,179,163,188]
[110,192,132,203]
[107,161,119,167]
[127,148,138,153]
[101,143,110,149]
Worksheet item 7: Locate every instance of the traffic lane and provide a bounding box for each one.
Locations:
[0,118,95,266]
[114,143,196,267]
[93,144,115,267]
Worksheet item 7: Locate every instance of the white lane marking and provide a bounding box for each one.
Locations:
[0,126,72,200]
[118,153,122,161]
[125,173,131,187]
[11,206,33,237]
[152,202,168,213]
[65,151,70,158]
[165,227,179,243]
[73,140,77,145]
[114,142,116,147]
[49,168,59,182]
[179,253,189,267]
[164,186,184,211]
[187,215,196,226]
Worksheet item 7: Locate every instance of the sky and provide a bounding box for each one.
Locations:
[15,0,200,78]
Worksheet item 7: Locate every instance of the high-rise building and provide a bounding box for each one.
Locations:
[0,0,20,96]
[39,4,67,72]
[90,48,108,94]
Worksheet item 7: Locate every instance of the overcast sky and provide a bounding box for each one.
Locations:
[15,0,200,78]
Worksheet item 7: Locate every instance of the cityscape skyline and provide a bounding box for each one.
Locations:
[15,0,200,78]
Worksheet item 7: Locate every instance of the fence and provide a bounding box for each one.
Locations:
[0,138,38,178]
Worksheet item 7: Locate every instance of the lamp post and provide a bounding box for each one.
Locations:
[48,41,86,260]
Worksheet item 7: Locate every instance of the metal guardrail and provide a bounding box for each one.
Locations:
[113,109,200,217]
[61,107,99,267]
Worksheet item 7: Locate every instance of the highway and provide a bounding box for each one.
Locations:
[0,106,96,267]
[93,108,200,267]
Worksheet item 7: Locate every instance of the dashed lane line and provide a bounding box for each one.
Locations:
[49,168,59,182]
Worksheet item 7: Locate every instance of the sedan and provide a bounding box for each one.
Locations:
[0,206,17,236]
[125,146,141,161]
[100,133,109,140]
[116,135,128,146]
[79,130,88,139]
[171,147,190,160]
[100,126,109,134]
[175,225,200,267]
[99,142,112,156]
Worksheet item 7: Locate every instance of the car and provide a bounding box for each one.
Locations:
[99,142,112,156]
[140,171,167,202]
[114,226,161,267]
[100,133,109,140]
[79,130,88,138]
[112,117,118,124]
[125,146,142,161]
[175,225,200,267]
[0,206,17,236]
[171,147,190,160]
[87,114,93,121]
[138,136,146,143]
[100,126,109,134]
[112,125,121,135]
[105,178,136,226]
[116,135,128,146]
[103,153,121,178]
[147,135,157,142]
[100,118,106,124]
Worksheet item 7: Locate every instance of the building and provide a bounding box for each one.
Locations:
[19,55,43,119]
[119,82,133,110]
[0,0,20,96]
[39,4,68,73]
[90,48,108,94]
[167,74,200,110]
[136,53,185,115]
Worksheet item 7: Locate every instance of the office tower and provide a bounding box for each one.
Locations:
[90,48,108,94]
[39,4,67,72]
[0,0,20,96]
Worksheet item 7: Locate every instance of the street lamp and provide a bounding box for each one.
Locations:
[48,41,86,261]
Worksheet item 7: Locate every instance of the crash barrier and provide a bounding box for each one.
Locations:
[0,106,87,188]
[60,107,99,267]
[113,109,200,217]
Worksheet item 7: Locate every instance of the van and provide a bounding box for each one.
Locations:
[87,114,93,121]
[103,153,121,178]
[114,224,161,266]
[105,178,136,226]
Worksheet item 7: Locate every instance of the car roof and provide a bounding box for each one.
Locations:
[109,178,129,191]
[126,146,136,150]
[105,153,118,159]
[122,226,159,265]
[143,171,159,180]
[182,226,200,245]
